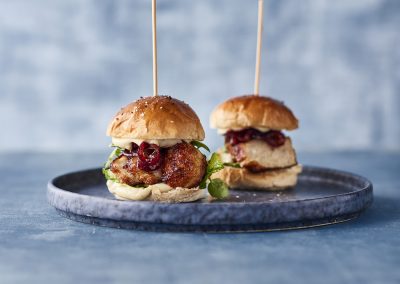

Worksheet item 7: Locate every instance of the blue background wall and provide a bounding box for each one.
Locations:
[1,0,399,152]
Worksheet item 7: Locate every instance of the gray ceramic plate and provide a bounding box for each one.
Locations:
[47,166,373,232]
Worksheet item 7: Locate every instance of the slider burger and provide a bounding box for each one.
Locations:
[210,95,302,190]
[103,95,228,202]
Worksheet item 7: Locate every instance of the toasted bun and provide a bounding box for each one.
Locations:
[150,187,205,203]
[106,180,204,203]
[211,164,302,191]
[210,95,298,131]
[107,96,205,140]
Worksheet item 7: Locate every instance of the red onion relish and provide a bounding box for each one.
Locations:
[137,142,161,170]
[225,128,285,148]
[121,142,139,157]
[121,142,162,171]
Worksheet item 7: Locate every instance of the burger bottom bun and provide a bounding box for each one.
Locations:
[211,164,302,191]
[150,186,205,203]
[106,180,205,203]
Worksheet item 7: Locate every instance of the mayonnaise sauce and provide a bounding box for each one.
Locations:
[111,137,191,149]
[107,180,173,201]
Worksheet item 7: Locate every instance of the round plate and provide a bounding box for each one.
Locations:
[47,166,373,232]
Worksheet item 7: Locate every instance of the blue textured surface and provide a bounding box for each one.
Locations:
[0,152,399,283]
[1,0,400,152]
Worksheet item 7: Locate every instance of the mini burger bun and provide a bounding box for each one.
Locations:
[107,95,205,140]
[150,187,205,203]
[106,180,205,203]
[211,164,302,191]
[210,95,298,131]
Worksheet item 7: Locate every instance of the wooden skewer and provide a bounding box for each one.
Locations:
[253,0,264,96]
[152,0,158,96]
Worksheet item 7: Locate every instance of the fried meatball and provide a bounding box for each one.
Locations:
[162,142,207,188]
[226,138,297,172]
[110,155,162,186]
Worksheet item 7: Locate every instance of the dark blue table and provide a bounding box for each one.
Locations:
[0,152,399,284]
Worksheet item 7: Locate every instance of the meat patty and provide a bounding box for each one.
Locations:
[226,138,297,172]
[162,142,207,188]
[110,155,162,186]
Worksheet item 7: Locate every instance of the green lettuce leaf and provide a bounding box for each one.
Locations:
[223,162,241,168]
[199,153,229,199]
[208,178,229,199]
[102,168,119,183]
[208,152,225,173]
[200,152,224,188]
[191,140,210,152]
[104,147,123,169]
[102,147,124,182]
